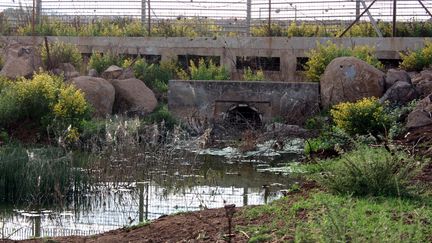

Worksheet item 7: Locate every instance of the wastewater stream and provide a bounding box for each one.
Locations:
[0,138,303,240]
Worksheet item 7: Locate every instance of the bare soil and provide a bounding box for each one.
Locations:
[1,205,264,243]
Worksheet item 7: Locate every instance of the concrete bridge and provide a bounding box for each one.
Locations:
[168,80,320,127]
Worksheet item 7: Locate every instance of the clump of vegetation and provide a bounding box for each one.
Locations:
[242,67,265,81]
[0,73,91,140]
[133,59,178,94]
[400,42,432,71]
[331,97,391,137]
[251,23,287,37]
[152,18,221,37]
[15,18,221,38]
[143,104,177,130]
[88,51,126,74]
[0,144,89,204]
[40,41,82,69]
[240,190,432,242]
[314,146,422,197]
[305,41,383,82]
[178,59,229,80]
[304,127,351,155]
[287,22,332,37]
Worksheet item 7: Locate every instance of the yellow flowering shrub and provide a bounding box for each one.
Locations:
[331,97,391,136]
[0,72,90,138]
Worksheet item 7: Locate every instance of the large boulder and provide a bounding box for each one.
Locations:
[320,57,385,108]
[379,81,418,105]
[406,94,432,129]
[0,43,42,79]
[69,76,115,117]
[111,78,158,116]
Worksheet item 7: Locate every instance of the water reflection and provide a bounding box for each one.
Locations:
[1,152,299,240]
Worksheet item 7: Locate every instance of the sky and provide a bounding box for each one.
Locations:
[1,0,432,22]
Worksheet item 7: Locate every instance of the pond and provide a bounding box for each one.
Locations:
[0,139,303,240]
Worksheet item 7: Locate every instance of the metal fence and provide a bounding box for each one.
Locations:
[1,0,432,35]
[2,183,279,240]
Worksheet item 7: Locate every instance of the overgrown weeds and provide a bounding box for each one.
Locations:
[0,144,90,205]
[239,189,432,242]
[313,145,423,197]
[305,41,383,82]
[88,51,126,74]
[177,59,229,80]
[40,41,82,69]
[242,67,265,81]
[400,41,432,71]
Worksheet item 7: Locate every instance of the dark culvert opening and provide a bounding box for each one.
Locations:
[224,104,262,130]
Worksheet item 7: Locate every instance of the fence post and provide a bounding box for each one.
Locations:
[268,0,272,36]
[141,0,146,26]
[246,0,252,36]
[147,0,151,36]
[36,0,42,24]
[356,0,360,18]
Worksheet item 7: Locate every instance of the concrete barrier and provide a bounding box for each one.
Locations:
[168,80,320,126]
[1,36,429,82]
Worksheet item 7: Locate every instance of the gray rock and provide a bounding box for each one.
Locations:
[380,81,418,105]
[385,69,411,90]
[52,63,79,80]
[101,65,123,80]
[320,57,385,108]
[117,67,135,80]
[416,79,432,98]
[88,69,98,77]
[0,44,42,79]
[406,95,432,129]
[111,78,158,116]
[69,76,115,117]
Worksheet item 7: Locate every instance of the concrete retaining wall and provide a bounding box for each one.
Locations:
[1,36,429,82]
[168,80,320,125]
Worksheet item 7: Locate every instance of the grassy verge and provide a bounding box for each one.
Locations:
[237,188,432,242]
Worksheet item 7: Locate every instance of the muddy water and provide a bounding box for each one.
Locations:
[0,143,302,240]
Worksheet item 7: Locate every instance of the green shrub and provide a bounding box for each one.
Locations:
[305,41,383,82]
[143,104,177,129]
[287,22,332,37]
[16,19,80,36]
[133,59,177,94]
[304,126,351,155]
[180,59,229,80]
[0,76,11,93]
[400,42,432,71]
[386,100,419,139]
[251,24,286,37]
[243,67,265,81]
[40,41,82,69]
[331,97,391,136]
[0,73,91,138]
[315,146,422,197]
[88,51,125,73]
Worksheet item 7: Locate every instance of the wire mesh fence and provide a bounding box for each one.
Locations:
[1,1,432,36]
[2,183,278,240]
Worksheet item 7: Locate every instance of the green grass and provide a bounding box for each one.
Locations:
[237,190,432,242]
